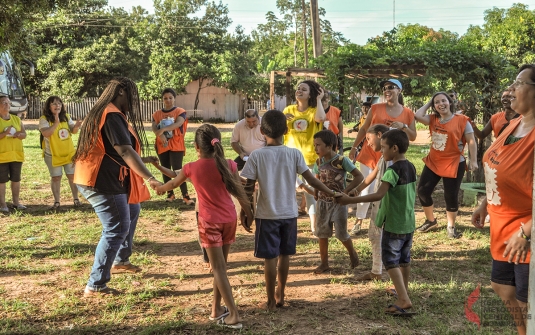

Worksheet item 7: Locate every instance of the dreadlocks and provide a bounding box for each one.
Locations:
[73,77,148,162]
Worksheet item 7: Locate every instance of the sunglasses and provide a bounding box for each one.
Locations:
[382,85,399,91]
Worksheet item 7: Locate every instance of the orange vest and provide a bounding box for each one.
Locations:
[73,104,150,204]
[423,114,468,178]
[489,112,507,139]
[484,118,534,263]
[152,108,188,154]
[325,106,341,135]
[357,103,414,169]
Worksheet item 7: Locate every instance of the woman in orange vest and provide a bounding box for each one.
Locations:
[39,96,82,210]
[472,64,535,335]
[73,77,161,297]
[415,92,478,239]
[470,90,519,140]
[152,88,193,205]
[321,93,343,152]
[0,94,27,213]
[348,79,416,235]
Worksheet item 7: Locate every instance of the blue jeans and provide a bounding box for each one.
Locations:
[381,231,413,270]
[78,186,141,291]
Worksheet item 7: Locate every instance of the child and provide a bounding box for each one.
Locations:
[337,129,417,316]
[240,110,340,311]
[311,130,364,274]
[152,124,253,329]
[353,124,390,281]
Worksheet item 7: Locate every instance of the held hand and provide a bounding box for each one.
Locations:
[143,156,159,164]
[469,161,478,172]
[240,209,252,233]
[335,193,353,205]
[503,234,530,264]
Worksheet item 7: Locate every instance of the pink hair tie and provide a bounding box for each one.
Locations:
[211,138,220,146]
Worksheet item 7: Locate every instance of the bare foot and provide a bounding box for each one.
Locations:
[350,252,360,269]
[258,301,276,311]
[313,264,331,274]
[355,271,381,281]
[275,286,284,307]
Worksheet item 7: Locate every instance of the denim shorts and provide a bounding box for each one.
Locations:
[381,231,413,270]
[254,218,297,259]
[491,260,530,303]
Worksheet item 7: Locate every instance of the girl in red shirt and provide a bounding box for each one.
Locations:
[153,124,253,329]
[415,92,478,238]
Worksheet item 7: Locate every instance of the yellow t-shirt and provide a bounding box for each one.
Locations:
[39,115,75,167]
[0,114,24,163]
[283,105,322,165]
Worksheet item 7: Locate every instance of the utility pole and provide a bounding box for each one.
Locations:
[310,0,322,58]
[301,0,308,68]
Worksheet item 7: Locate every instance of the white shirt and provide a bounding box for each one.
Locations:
[230,118,266,155]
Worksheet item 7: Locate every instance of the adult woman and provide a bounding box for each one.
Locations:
[283,80,325,231]
[321,93,343,152]
[415,92,478,239]
[39,96,82,209]
[152,88,193,205]
[472,64,535,335]
[348,79,416,235]
[73,77,161,296]
[0,94,26,213]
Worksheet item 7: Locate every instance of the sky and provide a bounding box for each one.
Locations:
[107,0,535,45]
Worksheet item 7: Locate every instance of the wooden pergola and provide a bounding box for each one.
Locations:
[269,64,427,109]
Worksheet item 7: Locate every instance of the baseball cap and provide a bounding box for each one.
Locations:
[379,79,402,90]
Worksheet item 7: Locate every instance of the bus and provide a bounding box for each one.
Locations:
[0,51,34,117]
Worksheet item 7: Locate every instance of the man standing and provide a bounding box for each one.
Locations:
[231,109,266,170]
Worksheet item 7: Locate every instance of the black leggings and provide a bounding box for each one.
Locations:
[158,150,188,197]
[417,161,466,212]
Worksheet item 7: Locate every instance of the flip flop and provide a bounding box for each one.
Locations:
[217,317,243,329]
[385,288,398,297]
[209,306,229,321]
[385,304,416,317]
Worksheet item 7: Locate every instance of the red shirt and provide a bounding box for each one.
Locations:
[357,103,414,169]
[484,117,534,263]
[183,158,237,223]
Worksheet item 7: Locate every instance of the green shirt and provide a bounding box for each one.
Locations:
[375,160,417,234]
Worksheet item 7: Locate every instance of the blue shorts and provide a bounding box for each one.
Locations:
[381,231,413,270]
[491,260,529,303]
[254,218,297,259]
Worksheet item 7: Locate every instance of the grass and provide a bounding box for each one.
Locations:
[0,123,518,334]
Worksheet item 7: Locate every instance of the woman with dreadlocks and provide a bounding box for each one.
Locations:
[73,77,161,297]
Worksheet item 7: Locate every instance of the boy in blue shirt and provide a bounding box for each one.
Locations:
[311,130,364,274]
[337,129,417,316]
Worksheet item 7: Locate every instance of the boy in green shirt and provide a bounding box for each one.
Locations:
[337,129,417,317]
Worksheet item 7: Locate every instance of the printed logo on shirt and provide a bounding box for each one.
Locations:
[293,119,309,132]
[431,131,448,151]
[484,162,500,205]
[58,128,70,140]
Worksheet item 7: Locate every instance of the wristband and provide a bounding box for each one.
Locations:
[520,225,531,241]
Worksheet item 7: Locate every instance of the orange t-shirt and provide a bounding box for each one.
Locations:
[422,114,468,178]
[483,117,534,263]
[325,106,341,135]
[152,108,187,154]
[489,112,508,139]
[356,103,414,169]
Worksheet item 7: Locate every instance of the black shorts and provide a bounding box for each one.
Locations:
[491,260,529,303]
[254,218,297,259]
[0,162,22,183]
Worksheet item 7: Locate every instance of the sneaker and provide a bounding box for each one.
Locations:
[12,204,27,210]
[111,263,141,274]
[416,219,438,232]
[447,226,462,239]
[165,194,175,202]
[83,287,118,298]
[183,195,195,206]
[350,224,361,236]
[0,206,9,213]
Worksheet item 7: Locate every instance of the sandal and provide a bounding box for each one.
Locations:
[73,199,81,207]
[49,202,60,210]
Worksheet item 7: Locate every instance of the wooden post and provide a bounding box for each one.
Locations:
[286,71,292,107]
[310,0,322,58]
[270,71,276,112]
[528,146,535,333]
[301,0,308,68]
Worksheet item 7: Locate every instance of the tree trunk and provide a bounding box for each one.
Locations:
[194,77,204,111]
[301,0,308,68]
